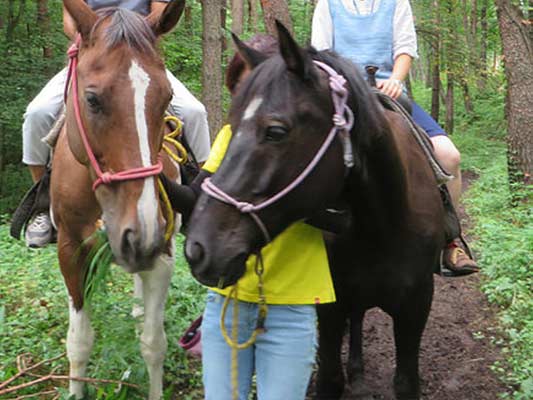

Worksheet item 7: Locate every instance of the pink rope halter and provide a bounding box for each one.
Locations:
[201,60,355,244]
[64,35,163,191]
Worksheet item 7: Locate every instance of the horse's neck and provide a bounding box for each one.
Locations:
[347,116,409,238]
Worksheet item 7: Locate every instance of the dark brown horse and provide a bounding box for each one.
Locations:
[185,23,445,399]
[50,1,184,398]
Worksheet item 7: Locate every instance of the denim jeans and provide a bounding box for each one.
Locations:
[202,291,317,400]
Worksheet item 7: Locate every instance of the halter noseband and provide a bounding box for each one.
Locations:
[64,34,163,191]
[201,60,355,244]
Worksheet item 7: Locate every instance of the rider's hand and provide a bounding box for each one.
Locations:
[377,78,403,100]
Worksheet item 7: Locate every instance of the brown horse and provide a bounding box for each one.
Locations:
[185,23,445,399]
[50,1,184,398]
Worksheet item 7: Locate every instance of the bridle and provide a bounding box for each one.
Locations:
[64,34,163,192]
[201,60,355,244]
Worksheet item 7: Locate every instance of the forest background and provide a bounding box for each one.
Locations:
[0,0,531,399]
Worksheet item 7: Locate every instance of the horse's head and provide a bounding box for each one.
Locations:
[185,23,383,287]
[63,0,184,272]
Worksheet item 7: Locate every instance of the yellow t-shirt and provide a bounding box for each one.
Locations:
[203,125,335,305]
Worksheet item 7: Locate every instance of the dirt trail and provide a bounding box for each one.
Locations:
[311,172,511,400]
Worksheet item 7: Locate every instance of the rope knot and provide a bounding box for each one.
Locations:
[236,202,254,213]
[100,172,113,184]
[67,43,79,59]
[333,114,347,127]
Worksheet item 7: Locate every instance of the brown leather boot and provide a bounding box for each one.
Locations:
[442,239,480,276]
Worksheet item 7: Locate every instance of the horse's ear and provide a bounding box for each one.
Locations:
[63,0,97,41]
[148,0,185,36]
[276,20,312,79]
[231,33,269,69]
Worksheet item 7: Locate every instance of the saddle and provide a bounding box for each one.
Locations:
[10,109,200,241]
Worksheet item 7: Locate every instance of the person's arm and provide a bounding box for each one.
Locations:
[378,0,417,99]
[63,5,78,40]
[311,0,333,51]
[377,54,412,99]
[160,169,212,220]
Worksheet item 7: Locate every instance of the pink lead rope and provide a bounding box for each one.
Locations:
[64,34,163,191]
[201,60,355,244]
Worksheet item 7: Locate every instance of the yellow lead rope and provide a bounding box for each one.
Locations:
[158,115,188,242]
[220,255,269,400]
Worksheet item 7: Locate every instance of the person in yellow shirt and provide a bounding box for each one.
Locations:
[163,35,337,400]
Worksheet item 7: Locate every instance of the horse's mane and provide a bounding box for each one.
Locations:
[308,48,389,151]
[90,8,157,56]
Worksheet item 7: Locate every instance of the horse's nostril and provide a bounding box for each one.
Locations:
[186,241,205,265]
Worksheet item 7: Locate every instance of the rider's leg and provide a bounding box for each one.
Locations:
[165,70,211,164]
[411,102,478,275]
[430,135,461,206]
[22,68,66,246]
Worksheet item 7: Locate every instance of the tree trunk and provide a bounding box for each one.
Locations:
[221,0,227,53]
[445,72,454,134]
[495,0,533,188]
[202,0,223,139]
[259,0,293,36]
[460,78,474,115]
[6,0,26,42]
[37,0,52,59]
[478,0,488,89]
[184,5,193,34]
[231,0,244,36]
[247,0,258,33]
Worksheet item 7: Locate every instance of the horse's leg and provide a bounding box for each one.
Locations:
[391,278,433,400]
[58,231,95,399]
[136,247,174,400]
[315,303,347,400]
[346,309,372,399]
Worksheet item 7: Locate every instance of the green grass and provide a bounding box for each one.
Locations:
[0,226,205,399]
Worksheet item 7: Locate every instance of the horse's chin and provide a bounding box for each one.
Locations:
[113,255,158,274]
[191,259,247,289]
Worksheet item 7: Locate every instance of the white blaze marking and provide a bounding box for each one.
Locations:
[243,97,263,121]
[129,60,158,244]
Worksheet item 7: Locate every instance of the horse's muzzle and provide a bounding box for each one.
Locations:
[185,238,247,288]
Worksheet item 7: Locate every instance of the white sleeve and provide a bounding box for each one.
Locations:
[393,0,418,59]
[311,0,333,51]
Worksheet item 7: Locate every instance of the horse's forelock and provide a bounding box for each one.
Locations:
[90,8,157,56]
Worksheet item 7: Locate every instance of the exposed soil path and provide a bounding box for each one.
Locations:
[311,171,511,400]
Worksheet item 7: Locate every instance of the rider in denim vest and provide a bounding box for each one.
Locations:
[312,0,478,275]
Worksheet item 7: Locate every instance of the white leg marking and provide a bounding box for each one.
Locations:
[129,60,158,247]
[137,242,174,400]
[67,299,94,399]
[242,96,263,121]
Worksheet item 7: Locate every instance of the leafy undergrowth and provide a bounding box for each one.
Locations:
[0,225,205,399]
[453,121,533,399]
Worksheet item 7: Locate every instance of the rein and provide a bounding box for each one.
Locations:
[64,35,163,192]
[201,60,355,244]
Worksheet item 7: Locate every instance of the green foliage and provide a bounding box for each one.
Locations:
[429,91,532,399]
[0,227,205,399]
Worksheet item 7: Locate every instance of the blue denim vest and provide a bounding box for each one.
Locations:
[329,0,396,80]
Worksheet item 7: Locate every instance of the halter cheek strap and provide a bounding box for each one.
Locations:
[201,60,355,245]
[64,34,163,192]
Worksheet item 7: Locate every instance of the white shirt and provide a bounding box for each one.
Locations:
[311,0,418,60]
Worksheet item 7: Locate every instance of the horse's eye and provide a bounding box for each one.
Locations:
[85,92,102,113]
[265,126,288,142]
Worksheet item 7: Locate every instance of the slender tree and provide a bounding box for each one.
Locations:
[202,0,223,139]
[231,0,244,35]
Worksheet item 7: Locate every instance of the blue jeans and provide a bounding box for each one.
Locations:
[202,291,317,400]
